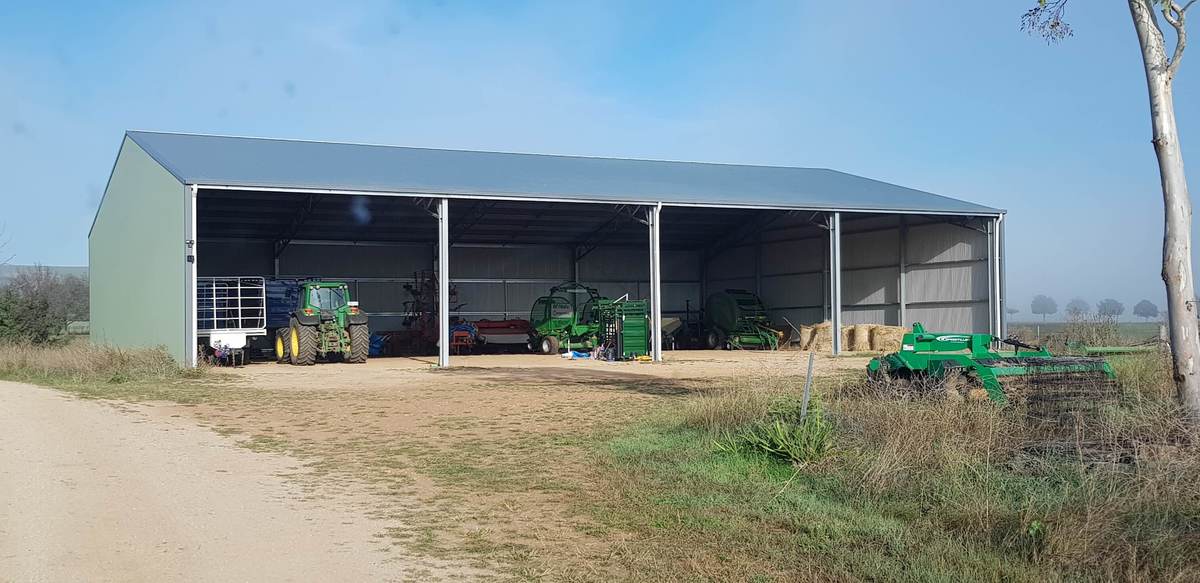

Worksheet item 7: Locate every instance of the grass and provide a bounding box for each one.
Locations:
[0,341,229,402]
[4,340,1198,581]
[585,356,1200,582]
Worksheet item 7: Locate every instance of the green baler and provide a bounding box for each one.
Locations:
[703,289,784,350]
[867,323,1116,404]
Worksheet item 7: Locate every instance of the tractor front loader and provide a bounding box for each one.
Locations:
[273,281,370,365]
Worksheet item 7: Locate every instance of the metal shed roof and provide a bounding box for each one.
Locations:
[127,130,1001,216]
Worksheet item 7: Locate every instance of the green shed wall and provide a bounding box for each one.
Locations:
[89,137,189,363]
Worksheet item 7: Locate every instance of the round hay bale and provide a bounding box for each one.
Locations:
[850,324,873,352]
[797,325,815,350]
[870,326,907,352]
[807,321,833,352]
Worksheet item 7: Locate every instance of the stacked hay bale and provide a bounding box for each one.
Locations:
[850,324,873,352]
[806,321,835,352]
[796,322,911,353]
[870,325,908,352]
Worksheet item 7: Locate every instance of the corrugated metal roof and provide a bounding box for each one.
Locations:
[126,131,1002,216]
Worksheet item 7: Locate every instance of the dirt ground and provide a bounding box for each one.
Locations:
[3,350,870,580]
[0,379,486,582]
[189,350,870,577]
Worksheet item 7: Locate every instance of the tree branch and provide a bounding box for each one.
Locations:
[1163,1,1189,77]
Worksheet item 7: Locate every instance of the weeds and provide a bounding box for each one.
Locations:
[0,341,215,401]
[594,356,1200,581]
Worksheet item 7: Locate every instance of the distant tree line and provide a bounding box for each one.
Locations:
[1026,295,1161,322]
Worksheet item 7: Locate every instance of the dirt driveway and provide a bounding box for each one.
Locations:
[0,380,483,582]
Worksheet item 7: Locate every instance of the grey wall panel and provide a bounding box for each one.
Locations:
[708,277,756,293]
[354,281,409,312]
[906,303,989,333]
[279,243,431,277]
[768,307,825,326]
[663,282,701,312]
[907,262,987,303]
[199,241,272,276]
[504,282,552,318]
[842,229,899,269]
[907,223,986,264]
[453,281,507,314]
[843,266,899,306]
[843,305,899,325]
[451,245,570,279]
[367,315,407,332]
[760,273,823,309]
[707,245,755,280]
[579,247,649,281]
[761,238,823,274]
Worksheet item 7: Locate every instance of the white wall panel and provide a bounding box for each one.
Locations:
[843,305,899,325]
[843,266,899,306]
[907,262,987,303]
[907,223,986,264]
[907,303,989,333]
[842,229,899,269]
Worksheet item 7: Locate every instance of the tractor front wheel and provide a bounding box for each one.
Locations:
[540,336,560,355]
[347,324,369,364]
[274,329,290,363]
[705,329,726,350]
[290,318,318,365]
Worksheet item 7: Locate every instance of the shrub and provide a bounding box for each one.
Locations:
[0,287,64,345]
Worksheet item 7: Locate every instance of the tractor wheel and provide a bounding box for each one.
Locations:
[540,336,560,355]
[289,318,318,366]
[704,330,726,350]
[274,329,290,363]
[347,324,369,364]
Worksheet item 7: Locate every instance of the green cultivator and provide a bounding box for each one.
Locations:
[867,323,1116,405]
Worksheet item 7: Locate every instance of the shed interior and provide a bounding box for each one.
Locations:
[197,188,997,356]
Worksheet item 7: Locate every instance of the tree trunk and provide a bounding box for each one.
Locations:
[1129,0,1200,420]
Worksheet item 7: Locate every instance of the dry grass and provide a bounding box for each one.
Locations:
[0,341,220,402]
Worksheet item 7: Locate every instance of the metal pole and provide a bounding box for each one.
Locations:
[898,216,908,327]
[993,214,1003,335]
[830,212,842,355]
[437,198,450,367]
[649,203,664,362]
[185,184,198,367]
[992,215,1003,338]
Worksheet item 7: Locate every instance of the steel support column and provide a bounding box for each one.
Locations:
[649,203,663,362]
[830,212,842,355]
[437,198,450,367]
[898,216,908,327]
[185,184,198,367]
[993,214,1003,335]
[991,215,1004,338]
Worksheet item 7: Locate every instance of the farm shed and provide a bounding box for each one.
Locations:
[89,131,1006,366]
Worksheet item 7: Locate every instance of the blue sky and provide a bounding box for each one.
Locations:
[0,0,1195,320]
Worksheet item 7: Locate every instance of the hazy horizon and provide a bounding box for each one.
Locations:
[1,1,1195,321]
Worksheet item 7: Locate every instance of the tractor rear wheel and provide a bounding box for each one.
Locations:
[347,324,369,364]
[290,318,318,366]
[274,329,290,363]
[540,335,560,355]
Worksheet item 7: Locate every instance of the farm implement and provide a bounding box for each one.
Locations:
[703,289,785,350]
[867,323,1116,406]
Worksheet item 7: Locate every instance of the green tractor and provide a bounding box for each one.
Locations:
[274,281,370,365]
[527,282,649,358]
[867,323,1116,405]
